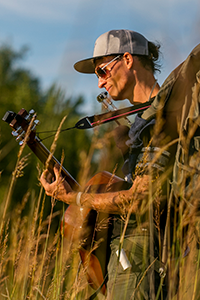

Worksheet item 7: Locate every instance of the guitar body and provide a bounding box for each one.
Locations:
[2,108,129,295]
[61,171,129,294]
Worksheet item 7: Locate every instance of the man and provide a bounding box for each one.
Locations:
[40,30,174,299]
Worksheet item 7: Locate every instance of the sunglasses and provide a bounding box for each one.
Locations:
[95,55,122,79]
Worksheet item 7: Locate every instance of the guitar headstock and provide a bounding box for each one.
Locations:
[2,108,39,145]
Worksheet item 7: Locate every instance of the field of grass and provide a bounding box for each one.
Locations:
[0,117,200,300]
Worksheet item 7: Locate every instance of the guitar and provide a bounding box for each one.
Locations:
[2,108,128,295]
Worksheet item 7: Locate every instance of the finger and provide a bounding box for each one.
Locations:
[40,169,49,186]
[53,164,62,180]
[54,163,60,169]
[46,172,53,183]
[40,169,54,184]
[40,169,48,180]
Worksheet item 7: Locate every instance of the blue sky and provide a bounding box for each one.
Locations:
[0,0,200,113]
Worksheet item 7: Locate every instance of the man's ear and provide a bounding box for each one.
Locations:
[123,52,134,70]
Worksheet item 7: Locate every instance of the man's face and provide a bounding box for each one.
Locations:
[94,54,132,102]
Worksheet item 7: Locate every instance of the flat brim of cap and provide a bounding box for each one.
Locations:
[74,57,96,74]
[74,53,122,74]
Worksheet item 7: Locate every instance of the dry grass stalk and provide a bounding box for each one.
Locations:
[1,103,200,300]
[45,115,67,171]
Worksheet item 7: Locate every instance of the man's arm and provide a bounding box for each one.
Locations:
[40,165,149,214]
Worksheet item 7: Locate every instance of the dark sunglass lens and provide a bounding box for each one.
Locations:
[96,67,107,78]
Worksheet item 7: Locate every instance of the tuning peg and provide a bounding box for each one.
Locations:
[97,91,108,103]
[29,109,35,115]
[19,140,24,146]
[24,109,36,123]
[12,125,23,137]
[12,130,19,137]
[34,119,39,125]
[31,119,39,132]
[16,130,25,141]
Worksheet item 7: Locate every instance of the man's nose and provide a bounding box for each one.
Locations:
[98,77,107,89]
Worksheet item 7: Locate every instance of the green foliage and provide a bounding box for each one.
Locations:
[0,43,91,216]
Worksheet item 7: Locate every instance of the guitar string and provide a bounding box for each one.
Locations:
[37,126,76,141]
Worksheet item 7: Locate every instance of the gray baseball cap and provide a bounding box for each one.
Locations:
[74,29,149,74]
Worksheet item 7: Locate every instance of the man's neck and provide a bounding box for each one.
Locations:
[128,62,160,104]
[131,79,160,104]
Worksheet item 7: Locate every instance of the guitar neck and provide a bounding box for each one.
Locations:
[2,109,79,189]
[27,135,80,190]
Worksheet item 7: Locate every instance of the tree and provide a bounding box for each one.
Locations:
[0,44,92,216]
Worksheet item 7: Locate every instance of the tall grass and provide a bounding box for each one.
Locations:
[0,116,86,300]
[0,113,200,300]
